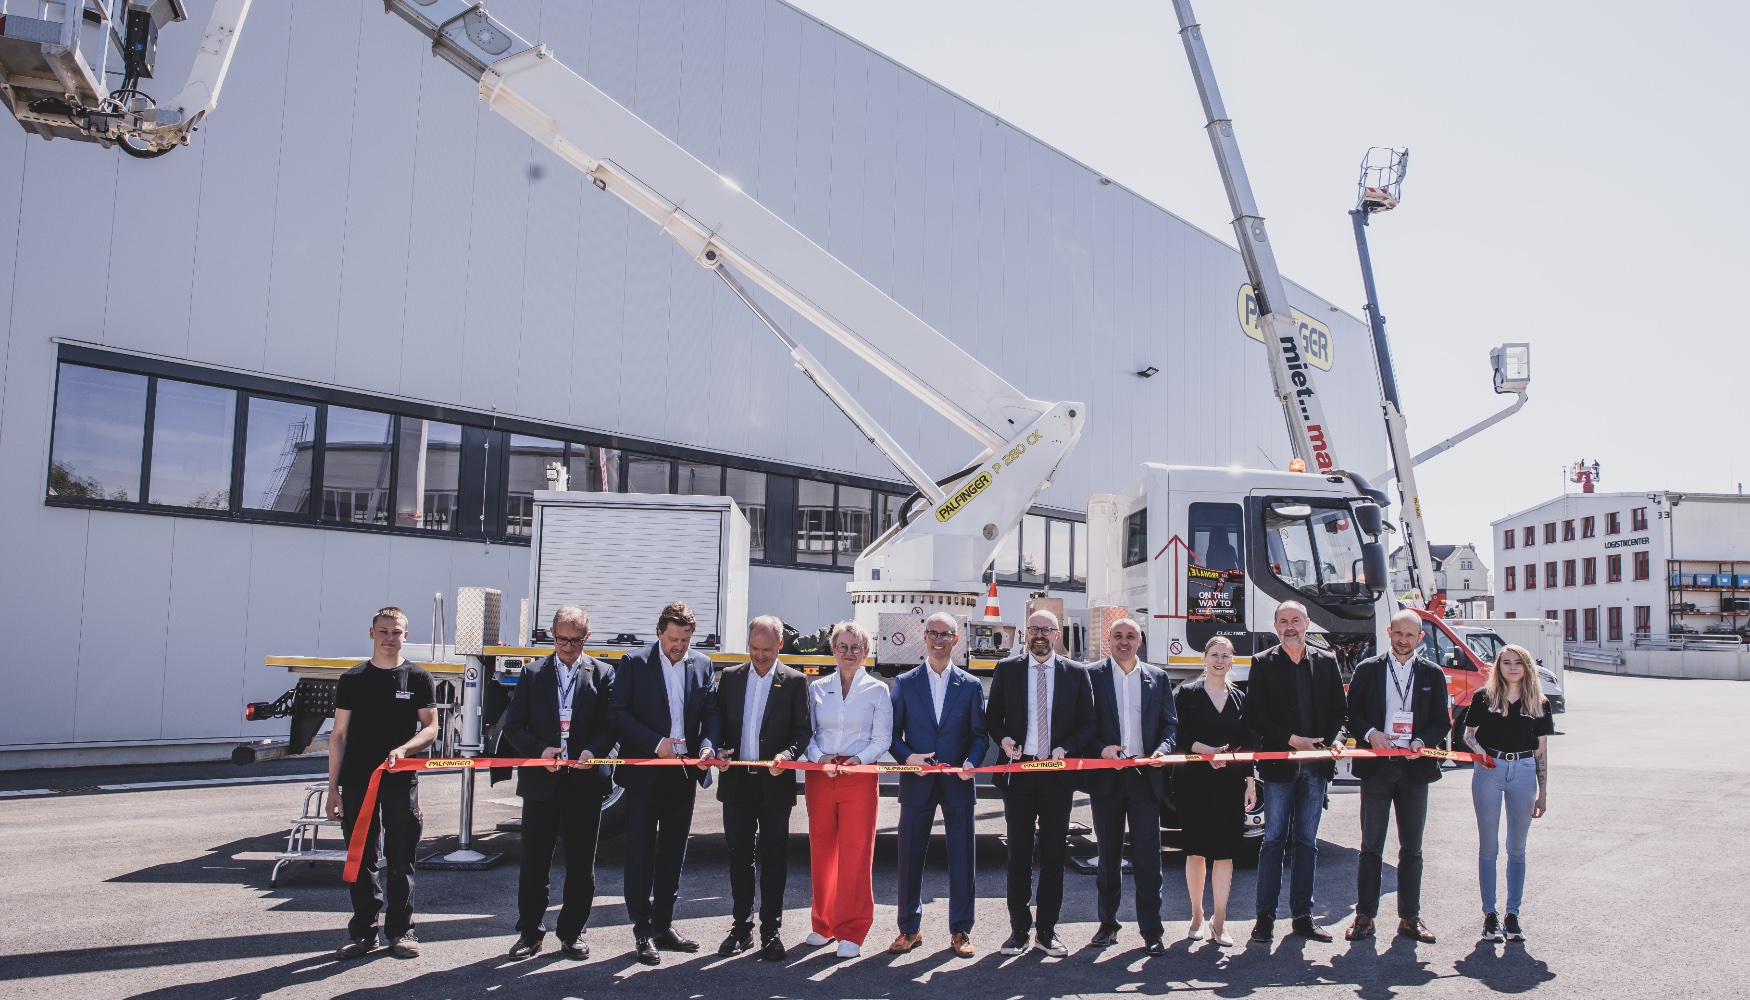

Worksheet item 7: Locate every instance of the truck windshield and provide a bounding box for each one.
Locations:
[1262,503,1369,602]
[1462,630,1504,664]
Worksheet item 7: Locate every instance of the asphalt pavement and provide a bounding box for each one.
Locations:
[1,670,1744,999]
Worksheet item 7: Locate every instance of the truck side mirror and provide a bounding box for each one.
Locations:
[1361,541,1389,596]
[1353,502,1384,537]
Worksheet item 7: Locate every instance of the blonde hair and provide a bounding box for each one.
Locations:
[1482,643,1545,718]
[1201,636,1235,680]
[828,620,872,652]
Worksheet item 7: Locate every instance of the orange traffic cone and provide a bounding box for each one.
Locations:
[983,579,1002,621]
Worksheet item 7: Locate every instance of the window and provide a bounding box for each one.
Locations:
[241,397,315,514]
[624,453,673,494]
[1122,509,1148,567]
[1048,518,1073,586]
[676,461,723,496]
[1633,551,1650,581]
[1583,557,1597,586]
[1418,619,1461,670]
[1524,563,1537,590]
[1583,607,1598,642]
[322,406,393,525]
[796,479,836,566]
[993,524,1020,583]
[1607,553,1622,582]
[725,469,767,560]
[1020,513,1047,585]
[1605,512,1621,534]
[1546,609,1559,620]
[1562,560,1576,587]
[1581,516,1595,538]
[394,417,461,531]
[1071,522,1088,587]
[1523,526,1536,546]
[1545,561,1558,588]
[145,379,236,509]
[1563,609,1577,642]
[1505,611,1516,619]
[1263,502,1371,602]
[838,486,873,565]
[1543,522,1556,544]
[48,363,149,501]
[1631,507,1648,531]
[565,444,621,493]
[1562,519,1575,541]
[1634,605,1651,637]
[1461,559,1474,570]
[1607,606,1623,641]
[504,434,564,538]
[1505,566,1516,591]
[1504,529,1515,550]
[1461,578,1471,590]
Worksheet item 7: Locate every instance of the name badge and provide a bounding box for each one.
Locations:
[1388,710,1414,741]
[394,691,411,700]
[560,718,571,739]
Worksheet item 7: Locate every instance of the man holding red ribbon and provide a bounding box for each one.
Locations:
[329,607,439,961]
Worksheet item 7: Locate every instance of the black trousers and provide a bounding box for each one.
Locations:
[1357,760,1430,920]
[1091,770,1164,938]
[622,771,697,941]
[1001,773,1074,937]
[722,787,794,938]
[340,774,422,940]
[516,773,606,941]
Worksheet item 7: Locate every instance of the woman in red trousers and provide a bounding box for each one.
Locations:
[802,621,893,959]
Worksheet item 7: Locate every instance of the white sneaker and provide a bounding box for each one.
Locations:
[803,932,833,947]
[836,940,861,959]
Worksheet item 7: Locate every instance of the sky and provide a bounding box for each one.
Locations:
[790,0,1750,570]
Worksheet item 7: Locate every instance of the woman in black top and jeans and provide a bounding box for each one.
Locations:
[1461,643,1553,943]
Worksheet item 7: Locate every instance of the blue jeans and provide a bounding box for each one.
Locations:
[1472,757,1537,915]
[1254,766,1329,920]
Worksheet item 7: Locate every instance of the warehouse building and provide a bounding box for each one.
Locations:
[0,0,1385,766]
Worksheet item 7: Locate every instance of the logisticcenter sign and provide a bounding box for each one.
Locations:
[1237,284,1335,372]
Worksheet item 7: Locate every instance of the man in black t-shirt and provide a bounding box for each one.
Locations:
[328,607,438,961]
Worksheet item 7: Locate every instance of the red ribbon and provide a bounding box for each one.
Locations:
[341,746,1488,881]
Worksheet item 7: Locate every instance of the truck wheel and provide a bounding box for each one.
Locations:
[599,785,627,841]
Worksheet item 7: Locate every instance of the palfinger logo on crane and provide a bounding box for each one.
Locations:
[1237,285,1334,371]
[935,471,994,522]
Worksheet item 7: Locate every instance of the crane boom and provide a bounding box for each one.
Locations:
[1170,0,1340,475]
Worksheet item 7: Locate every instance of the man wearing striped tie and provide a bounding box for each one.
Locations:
[986,609,1096,957]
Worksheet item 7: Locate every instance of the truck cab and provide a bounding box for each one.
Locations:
[1088,465,1393,683]
[1414,610,1490,712]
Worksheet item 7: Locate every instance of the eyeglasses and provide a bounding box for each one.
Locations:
[833,643,868,654]
[552,635,587,647]
[1025,626,1060,636]
[923,630,956,641]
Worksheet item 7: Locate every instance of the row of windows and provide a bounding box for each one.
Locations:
[1505,553,1648,591]
[1533,606,1651,642]
[44,356,1086,583]
[1504,509,1646,549]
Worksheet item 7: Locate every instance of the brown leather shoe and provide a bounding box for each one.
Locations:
[1398,918,1436,943]
[887,931,924,955]
[950,931,975,958]
[1345,914,1375,941]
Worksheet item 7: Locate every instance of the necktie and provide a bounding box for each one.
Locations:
[1035,663,1050,756]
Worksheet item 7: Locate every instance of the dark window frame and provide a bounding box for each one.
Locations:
[1503,529,1516,550]
[1504,566,1516,591]
[1631,507,1649,532]
[1524,562,1537,590]
[1581,516,1595,539]
[1633,551,1650,581]
[1562,519,1575,541]
[1607,553,1622,583]
[1582,557,1596,586]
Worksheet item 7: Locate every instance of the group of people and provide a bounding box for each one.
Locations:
[325,598,1551,965]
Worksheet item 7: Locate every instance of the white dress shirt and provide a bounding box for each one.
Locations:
[1114,660,1145,758]
[805,669,893,764]
[1366,650,1418,747]
[1025,654,1058,757]
[659,652,692,749]
[927,661,952,722]
[741,663,776,760]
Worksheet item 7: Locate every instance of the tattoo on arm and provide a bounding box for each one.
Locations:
[1463,726,1485,756]
[1534,738,1548,789]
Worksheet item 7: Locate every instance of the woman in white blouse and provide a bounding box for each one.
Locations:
[801,621,893,958]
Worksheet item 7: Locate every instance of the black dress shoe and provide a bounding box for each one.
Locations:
[719,928,754,957]
[1250,917,1274,943]
[635,939,661,965]
[1291,917,1333,942]
[1089,925,1120,949]
[653,929,700,953]
[559,935,588,960]
[760,936,787,961]
[508,933,544,959]
[1143,936,1167,956]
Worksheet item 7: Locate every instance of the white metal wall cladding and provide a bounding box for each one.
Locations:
[535,506,724,642]
[0,0,1388,753]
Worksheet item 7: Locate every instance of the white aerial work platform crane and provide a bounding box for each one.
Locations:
[0,0,250,157]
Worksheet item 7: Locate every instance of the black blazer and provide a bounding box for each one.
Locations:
[1085,657,1179,800]
[1242,642,1347,782]
[499,653,617,801]
[1345,653,1451,783]
[714,661,811,805]
[609,643,721,789]
[985,653,1096,791]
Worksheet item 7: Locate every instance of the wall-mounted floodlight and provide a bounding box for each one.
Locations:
[1135,366,1159,378]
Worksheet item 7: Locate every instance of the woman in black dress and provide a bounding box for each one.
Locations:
[1174,636,1257,947]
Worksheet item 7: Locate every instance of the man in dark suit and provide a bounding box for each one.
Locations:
[1243,600,1348,944]
[712,615,811,961]
[609,601,721,965]
[1344,609,1451,944]
[1085,616,1178,954]
[888,612,988,959]
[499,605,617,961]
[986,609,1096,958]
